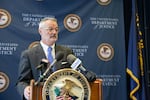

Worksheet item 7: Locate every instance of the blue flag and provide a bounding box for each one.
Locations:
[126,0,146,100]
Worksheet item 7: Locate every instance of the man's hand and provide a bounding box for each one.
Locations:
[24,86,31,100]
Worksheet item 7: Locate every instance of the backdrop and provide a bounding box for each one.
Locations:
[0,0,127,100]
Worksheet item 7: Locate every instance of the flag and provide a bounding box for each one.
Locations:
[126,0,146,100]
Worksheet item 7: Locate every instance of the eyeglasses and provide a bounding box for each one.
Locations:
[42,27,59,32]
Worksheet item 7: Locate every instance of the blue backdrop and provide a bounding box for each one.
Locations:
[0,0,127,100]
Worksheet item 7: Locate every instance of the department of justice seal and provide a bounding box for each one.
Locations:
[0,9,11,28]
[64,14,82,32]
[0,72,9,92]
[97,0,111,5]
[97,43,114,61]
[28,41,40,49]
[42,68,91,100]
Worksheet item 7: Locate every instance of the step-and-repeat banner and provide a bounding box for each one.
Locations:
[0,0,127,100]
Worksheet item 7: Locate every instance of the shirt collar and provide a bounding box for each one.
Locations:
[40,41,55,50]
[40,41,55,58]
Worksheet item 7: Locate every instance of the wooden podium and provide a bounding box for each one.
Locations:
[30,79,102,100]
[90,79,102,100]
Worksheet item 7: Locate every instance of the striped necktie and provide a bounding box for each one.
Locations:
[47,47,53,63]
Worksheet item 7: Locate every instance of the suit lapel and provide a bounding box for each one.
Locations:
[35,44,46,59]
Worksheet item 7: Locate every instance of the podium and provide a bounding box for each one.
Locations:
[30,79,102,100]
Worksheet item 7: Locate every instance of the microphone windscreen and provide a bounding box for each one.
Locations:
[55,51,64,61]
[67,54,76,64]
[81,70,96,82]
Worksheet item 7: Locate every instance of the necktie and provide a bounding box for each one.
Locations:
[47,47,53,63]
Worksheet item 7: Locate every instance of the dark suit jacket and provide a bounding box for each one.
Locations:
[16,43,73,99]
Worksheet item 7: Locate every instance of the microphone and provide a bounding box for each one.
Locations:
[36,58,49,70]
[36,59,49,79]
[67,54,96,82]
[35,51,64,85]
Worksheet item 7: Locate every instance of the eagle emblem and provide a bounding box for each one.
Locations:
[42,69,91,100]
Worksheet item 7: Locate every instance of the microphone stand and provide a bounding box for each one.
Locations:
[35,59,56,85]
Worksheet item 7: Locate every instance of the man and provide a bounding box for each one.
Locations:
[16,17,73,100]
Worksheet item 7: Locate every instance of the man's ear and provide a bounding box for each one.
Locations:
[38,29,42,35]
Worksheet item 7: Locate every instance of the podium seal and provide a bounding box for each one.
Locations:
[42,68,91,100]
